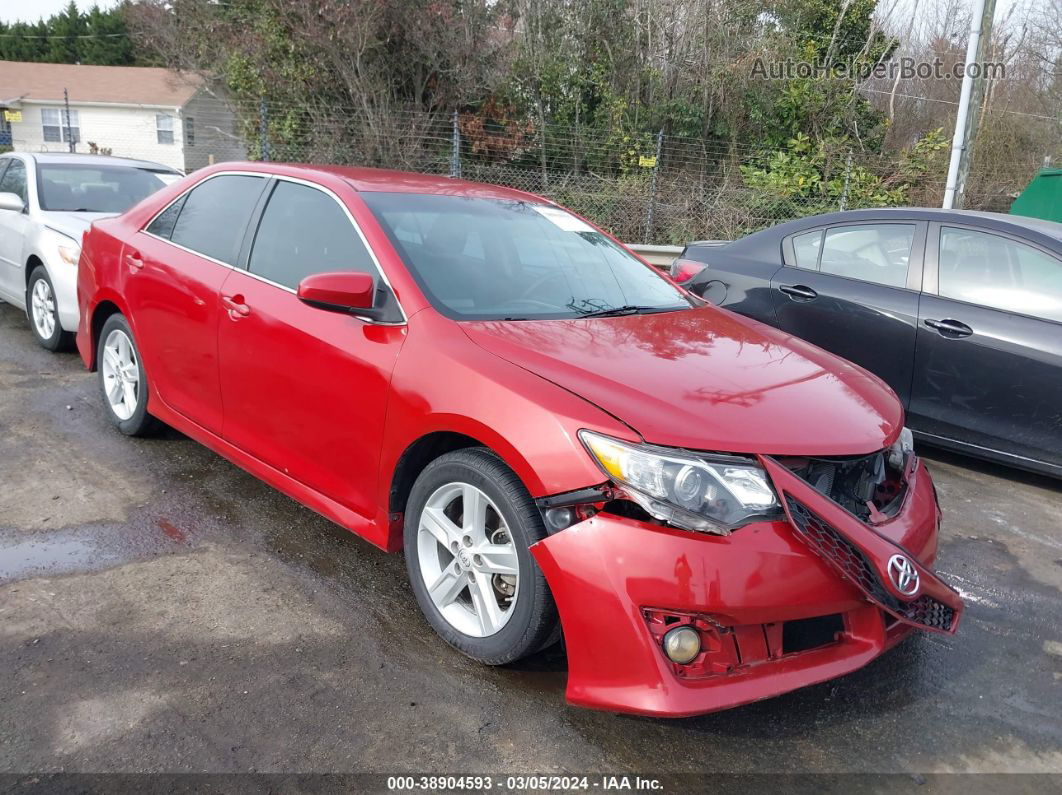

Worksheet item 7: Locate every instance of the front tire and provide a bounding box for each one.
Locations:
[27,266,73,351]
[97,313,160,437]
[404,448,558,664]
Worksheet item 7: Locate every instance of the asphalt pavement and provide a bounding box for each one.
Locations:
[1,301,1060,783]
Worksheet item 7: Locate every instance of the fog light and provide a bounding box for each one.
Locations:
[544,507,574,531]
[662,625,701,664]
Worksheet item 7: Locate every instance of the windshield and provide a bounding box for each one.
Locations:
[361,193,691,320]
[38,164,181,214]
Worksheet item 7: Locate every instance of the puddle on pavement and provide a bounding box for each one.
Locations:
[0,515,196,582]
[0,535,114,580]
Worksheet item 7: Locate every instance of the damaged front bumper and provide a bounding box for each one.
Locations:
[530,457,962,717]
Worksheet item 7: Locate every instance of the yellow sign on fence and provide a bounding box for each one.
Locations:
[3,110,22,123]
[638,155,657,168]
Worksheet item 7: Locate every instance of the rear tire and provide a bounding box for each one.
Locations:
[404,448,558,665]
[96,313,160,437]
[27,266,73,352]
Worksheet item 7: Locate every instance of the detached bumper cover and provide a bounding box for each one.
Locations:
[530,458,961,717]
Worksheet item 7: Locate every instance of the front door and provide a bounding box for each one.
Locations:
[125,173,268,433]
[218,179,405,519]
[0,158,31,302]
[770,222,926,405]
[909,224,1062,469]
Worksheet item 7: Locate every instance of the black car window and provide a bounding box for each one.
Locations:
[170,175,266,264]
[145,194,187,240]
[792,230,822,269]
[939,227,1062,323]
[248,180,375,290]
[818,224,914,288]
[0,158,28,205]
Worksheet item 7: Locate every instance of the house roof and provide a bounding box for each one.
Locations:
[0,61,202,108]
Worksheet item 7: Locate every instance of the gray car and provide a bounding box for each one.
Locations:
[0,152,181,350]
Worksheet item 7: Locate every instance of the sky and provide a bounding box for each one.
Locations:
[1,0,118,24]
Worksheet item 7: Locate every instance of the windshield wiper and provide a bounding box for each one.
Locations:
[576,304,677,318]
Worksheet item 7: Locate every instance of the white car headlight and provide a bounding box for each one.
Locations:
[579,431,781,535]
[44,227,81,266]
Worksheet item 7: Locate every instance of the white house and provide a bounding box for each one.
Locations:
[0,61,245,172]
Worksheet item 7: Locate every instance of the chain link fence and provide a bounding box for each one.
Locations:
[5,94,1056,244]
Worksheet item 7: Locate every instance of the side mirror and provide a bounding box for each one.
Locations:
[297,271,380,318]
[0,192,25,213]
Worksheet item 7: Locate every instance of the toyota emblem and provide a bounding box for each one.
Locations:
[887,554,920,596]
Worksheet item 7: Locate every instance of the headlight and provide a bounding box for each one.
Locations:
[44,228,81,266]
[887,426,915,469]
[579,431,781,535]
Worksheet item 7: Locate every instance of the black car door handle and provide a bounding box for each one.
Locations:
[778,284,818,301]
[924,318,973,338]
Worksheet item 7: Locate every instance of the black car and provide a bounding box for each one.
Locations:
[675,208,1062,478]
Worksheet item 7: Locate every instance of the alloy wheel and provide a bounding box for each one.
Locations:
[100,328,140,421]
[416,482,520,637]
[30,278,57,341]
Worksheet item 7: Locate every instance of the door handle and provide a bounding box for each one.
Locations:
[221,294,250,319]
[778,283,818,301]
[124,250,143,270]
[924,318,973,338]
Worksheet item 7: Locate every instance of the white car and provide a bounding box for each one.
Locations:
[0,152,182,350]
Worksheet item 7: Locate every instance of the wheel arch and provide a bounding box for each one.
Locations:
[85,297,126,371]
[24,254,45,290]
[384,419,547,551]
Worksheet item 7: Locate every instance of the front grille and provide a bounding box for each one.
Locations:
[903,595,955,631]
[785,496,955,633]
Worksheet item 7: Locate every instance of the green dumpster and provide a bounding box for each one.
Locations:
[1010,168,1062,223]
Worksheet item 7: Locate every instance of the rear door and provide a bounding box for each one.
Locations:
[769,221,926,405]
[217,178,406,519]
[909,223,1062,470]
[129,173,268,433]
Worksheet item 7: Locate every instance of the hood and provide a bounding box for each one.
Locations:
[42,210,115,242]
[461,307,902,457]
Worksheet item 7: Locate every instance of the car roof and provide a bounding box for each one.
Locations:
[689,207,1062,259]
[193,161,550,203]
[333,165,547,201]
[3,151,180,173]
[764,205,1062,239]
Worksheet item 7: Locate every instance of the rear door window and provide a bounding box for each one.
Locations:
[818,224,915,288]
[938,227,1062,322]
[247,180,375,290]
[169,175,266,264]
[791,230,823,269]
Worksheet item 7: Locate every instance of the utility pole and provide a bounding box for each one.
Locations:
[942,0,997,209]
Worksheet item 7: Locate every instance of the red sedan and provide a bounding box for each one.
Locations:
[76,163,963,717]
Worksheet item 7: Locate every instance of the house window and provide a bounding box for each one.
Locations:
[156,114,174,144]
[42,108,80,143]
[184,117,195,146]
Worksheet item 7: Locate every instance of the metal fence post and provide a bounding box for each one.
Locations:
[839,150,852,211]
[259,98,269,162]
[644,129,663,243]
[450,110,461,178]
